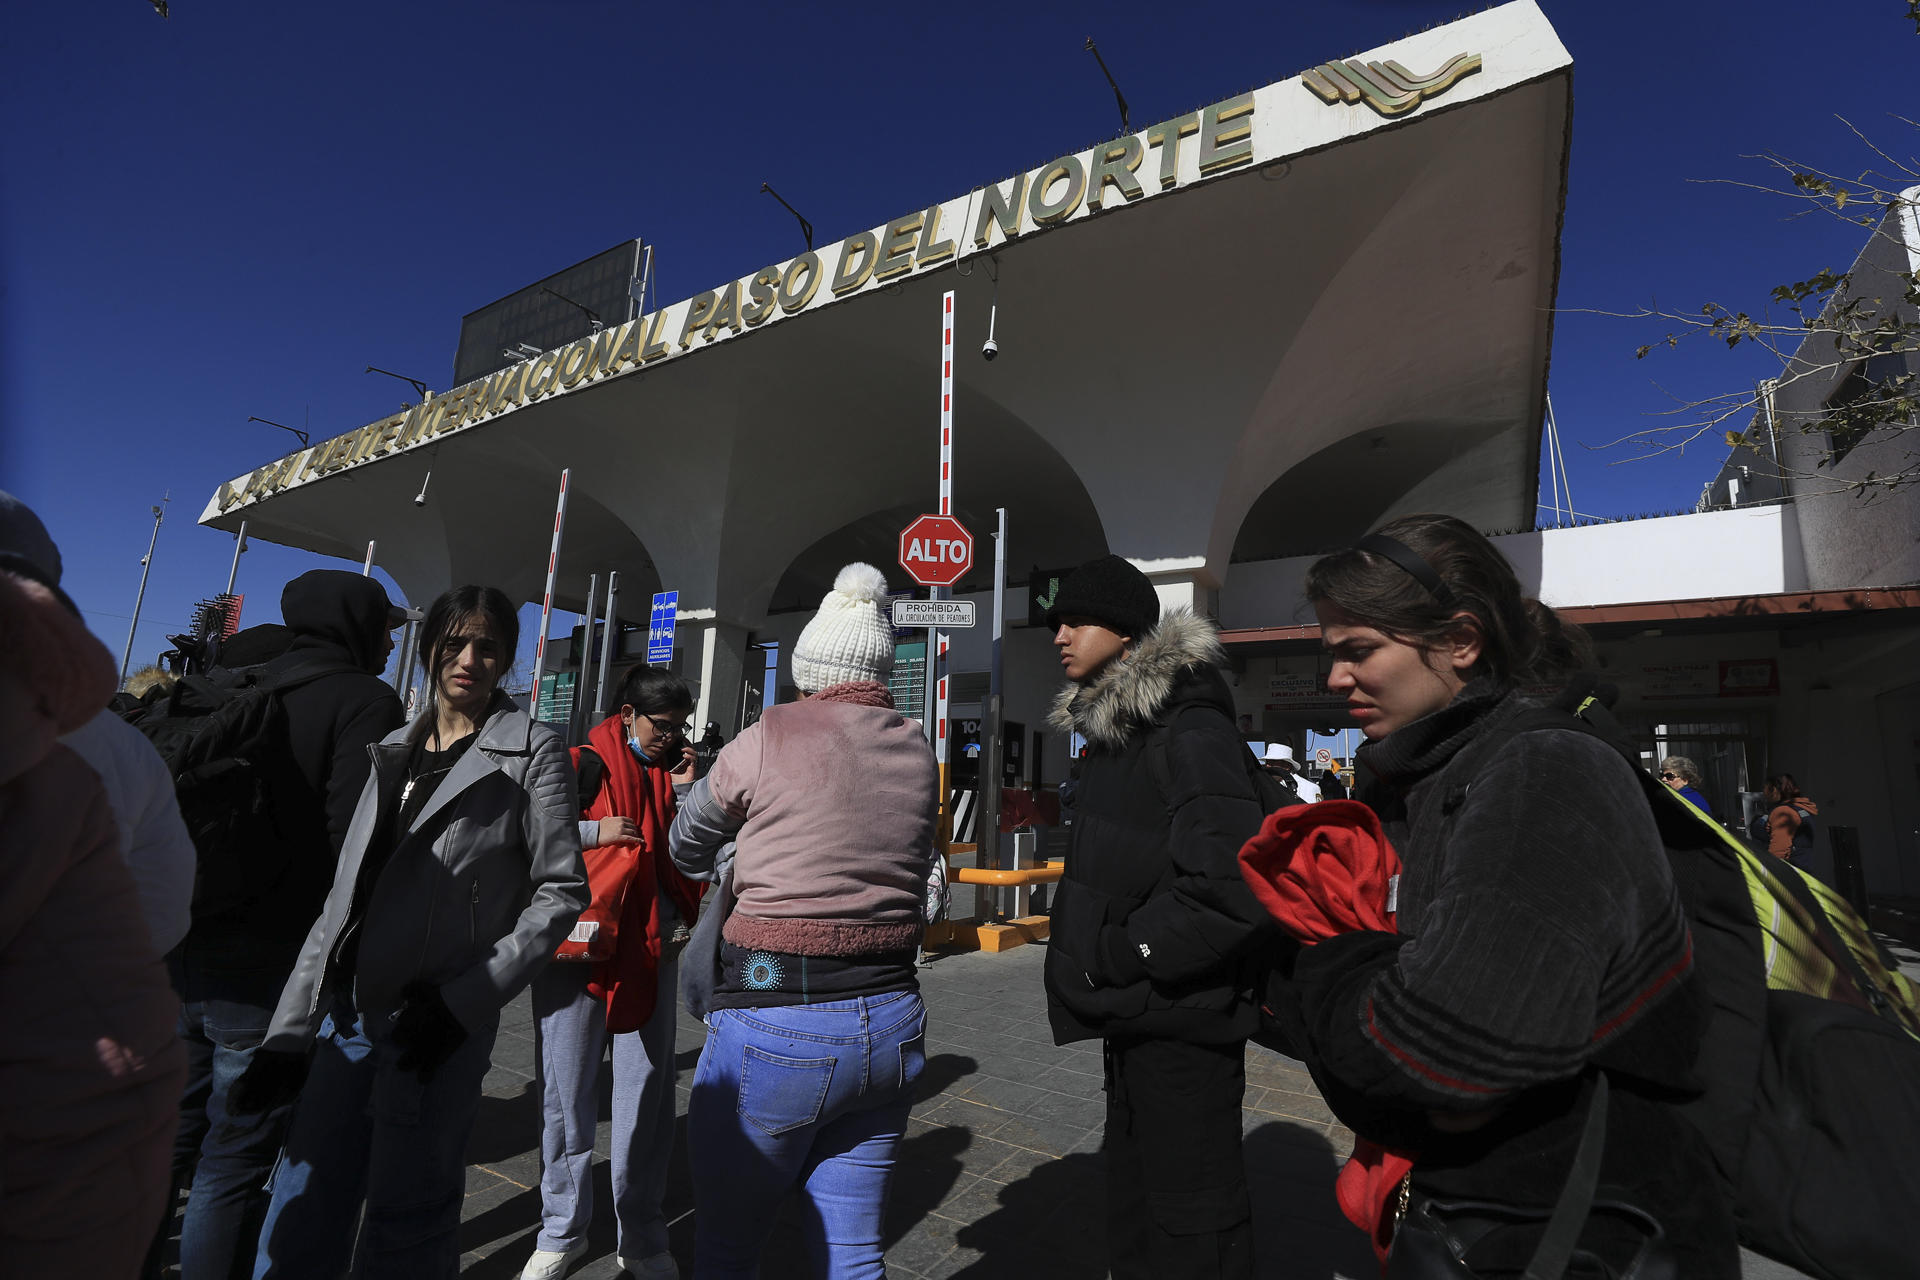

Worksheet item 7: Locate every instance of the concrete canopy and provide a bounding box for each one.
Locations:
[203,1,1571,647]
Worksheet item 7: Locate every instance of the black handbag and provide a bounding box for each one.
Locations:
[1385,1076,1681,1280]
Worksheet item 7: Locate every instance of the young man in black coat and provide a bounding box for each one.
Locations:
[1043,555,1272,1280]
[166,569,406,1280]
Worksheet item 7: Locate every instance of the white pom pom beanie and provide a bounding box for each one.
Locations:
[791,562,896,693]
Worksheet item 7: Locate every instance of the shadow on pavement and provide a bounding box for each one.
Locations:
[1244,1120,1375,1280]
[949,1151,1107,1278]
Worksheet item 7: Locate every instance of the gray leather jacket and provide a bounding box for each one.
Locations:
[262,697,588,1049]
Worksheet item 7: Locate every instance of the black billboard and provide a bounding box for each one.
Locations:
[452,239,643,387]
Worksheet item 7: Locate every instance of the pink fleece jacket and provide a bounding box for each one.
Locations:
[708,684,938,956]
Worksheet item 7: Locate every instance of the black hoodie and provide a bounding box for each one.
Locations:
[227,571,404,946]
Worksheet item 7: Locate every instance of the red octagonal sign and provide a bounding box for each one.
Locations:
[899,514,973,587]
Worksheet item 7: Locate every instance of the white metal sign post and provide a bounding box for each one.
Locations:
[529,468,571,722]
[930,293,957,763]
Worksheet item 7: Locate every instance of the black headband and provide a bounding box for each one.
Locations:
[1354,534,1460,611]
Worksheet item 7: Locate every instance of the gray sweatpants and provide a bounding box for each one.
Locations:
[529,955,679,1257]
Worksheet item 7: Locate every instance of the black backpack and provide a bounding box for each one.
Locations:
[127,665,331,923]
[1458,681,1920,1280]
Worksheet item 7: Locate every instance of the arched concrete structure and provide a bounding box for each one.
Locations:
[199,2,1573,738]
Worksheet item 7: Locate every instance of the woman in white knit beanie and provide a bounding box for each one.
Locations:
[789,563,896,692]
[668,562,943,1277]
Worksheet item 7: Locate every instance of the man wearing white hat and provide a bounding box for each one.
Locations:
[1261,743,1321,803]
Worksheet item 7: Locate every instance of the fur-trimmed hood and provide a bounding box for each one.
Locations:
[1049,608,1228,750]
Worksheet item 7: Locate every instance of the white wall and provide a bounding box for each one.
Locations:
[1221,506,1806,629]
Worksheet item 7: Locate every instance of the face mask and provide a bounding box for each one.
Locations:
[627,727,658,765]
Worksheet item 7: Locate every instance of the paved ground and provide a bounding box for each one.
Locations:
[158,931,1920,1277]
[456,942,1377,1279]
[452,933,1920,1279]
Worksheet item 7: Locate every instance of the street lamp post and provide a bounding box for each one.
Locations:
[225,518,249,596]
[120,494,169,684]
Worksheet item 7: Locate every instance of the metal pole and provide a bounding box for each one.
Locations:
[225,519,249,596]
[530,468,572,721]
[120,496,168,684]
[595,570,620,719]
[979,508,1008,877]
[573,572,600,743]
[362,540,376,575]
[392,616,417,700]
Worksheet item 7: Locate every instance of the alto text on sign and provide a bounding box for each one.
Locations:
[899,514,973,587]
[891,599,977,628]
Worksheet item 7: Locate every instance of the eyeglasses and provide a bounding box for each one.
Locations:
[643,714,691,737]
[1659,771,1678,781]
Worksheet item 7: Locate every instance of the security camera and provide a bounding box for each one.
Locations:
[982,338,999,361]
[413,469,432,507]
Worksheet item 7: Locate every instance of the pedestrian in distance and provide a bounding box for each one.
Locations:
[1261,741,1321,802]
[0,562,187,1278]
[1754,772,1818,862]
[521,665,704,1280]
[1658,755,1715,820]
[231,584,588,1279]
[669,562,940,1280]
[159,568,406,1280]
[1043,554,1275,1280]
[1278,514,1737,1276]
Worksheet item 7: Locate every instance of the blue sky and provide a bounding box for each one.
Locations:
[4,1,1914,676]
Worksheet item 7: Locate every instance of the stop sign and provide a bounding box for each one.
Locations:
[899,514,973,587]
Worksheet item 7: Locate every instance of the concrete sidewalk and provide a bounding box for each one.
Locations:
[455,942,1375,1279]
[366,929,1920,1277]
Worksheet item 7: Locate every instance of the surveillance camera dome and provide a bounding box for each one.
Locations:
[413,493,428,508]
[982,338,999,361]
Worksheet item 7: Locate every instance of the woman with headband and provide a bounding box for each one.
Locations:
[1275,514,1736,1277]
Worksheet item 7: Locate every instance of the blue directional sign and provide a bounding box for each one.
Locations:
[647,590,678,665]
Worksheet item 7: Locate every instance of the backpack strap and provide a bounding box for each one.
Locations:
[575,746,608,815]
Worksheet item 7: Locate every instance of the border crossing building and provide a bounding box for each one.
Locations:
[200,2,1920,909]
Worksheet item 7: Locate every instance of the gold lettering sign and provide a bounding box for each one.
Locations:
[1301,53,1481,117]
[215,85,1267,513]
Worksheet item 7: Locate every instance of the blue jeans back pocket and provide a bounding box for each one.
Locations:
[738,1044,835,1136]
[897,1029,926,1095]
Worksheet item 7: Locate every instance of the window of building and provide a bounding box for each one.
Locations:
[1823,352,1910,466]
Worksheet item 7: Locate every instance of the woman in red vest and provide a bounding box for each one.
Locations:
[521,667,702,1280]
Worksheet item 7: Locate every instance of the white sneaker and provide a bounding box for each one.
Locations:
[520,1242,588,1280]
[617,1252,680,1279]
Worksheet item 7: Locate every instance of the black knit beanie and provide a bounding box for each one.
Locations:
[1045,554,1161,638]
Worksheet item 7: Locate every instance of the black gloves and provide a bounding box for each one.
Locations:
[227,1048,311,1115]
[391,981,468,1082]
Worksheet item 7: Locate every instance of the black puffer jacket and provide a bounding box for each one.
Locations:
[1044,610,1272,1045]
[204,571,404,948]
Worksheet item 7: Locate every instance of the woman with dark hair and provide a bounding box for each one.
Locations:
[233,584,588,1279]
[1276,514,1736,1276]
[520,666,702,1280]
[1756,772,1819,864]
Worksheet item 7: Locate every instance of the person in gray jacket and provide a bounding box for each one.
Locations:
[229,584,588,1279]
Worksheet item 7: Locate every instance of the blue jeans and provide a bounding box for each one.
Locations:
[169,941,301,1280]
[689,991,926,1280]
[251,1001,497,1280]
[532,956,679,1257]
